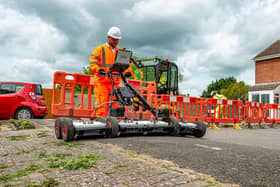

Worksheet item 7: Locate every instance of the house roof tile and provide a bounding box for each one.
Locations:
[250,83,280,91]
[253,40,280,61]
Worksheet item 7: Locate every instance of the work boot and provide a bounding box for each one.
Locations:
[233,123,242,130]
[210,123,220,130]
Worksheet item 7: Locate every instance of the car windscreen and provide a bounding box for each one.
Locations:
[0,83,24,95]
[34,84,43,96]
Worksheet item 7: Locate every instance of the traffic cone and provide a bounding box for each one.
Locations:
[233,123,242,130]
[210,123,220,130]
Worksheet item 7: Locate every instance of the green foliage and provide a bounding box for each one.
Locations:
[8,119,34,129]
[0,153,9,157]
[48,153,101,170]
[3,184,15,187]
[82,66,94,75]
[16,147,37,155]
[24,178,58,187]
[18,120,33,129]
[105,170,117,175]
[0,164,40,182]
[36,151,49,159]
[8,119,16,124]
[116,164,127,168]
[7,135,29,141]
[0,164,8,170]
[47,153,72,162]
[201,76,237,98]
[41,178,59,186]
[24,182,38,187]
[221,81,250,103]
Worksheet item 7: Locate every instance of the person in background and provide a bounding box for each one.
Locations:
[210,91,242,130]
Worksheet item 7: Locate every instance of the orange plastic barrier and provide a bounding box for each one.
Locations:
[52,71,96,118]
[263,104,280,124]
[125,80,156,120]
[205,98,243,124]
[244,102,264,124]
[152,95,205,122]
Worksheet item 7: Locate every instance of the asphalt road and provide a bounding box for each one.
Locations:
[97,127,280,186]
[37,119,280,186]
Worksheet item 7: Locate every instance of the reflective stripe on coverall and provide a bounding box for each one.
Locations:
[89,43,121,117]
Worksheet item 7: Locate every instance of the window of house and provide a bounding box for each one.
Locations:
[261,94,270,104]
[252,94,260,102]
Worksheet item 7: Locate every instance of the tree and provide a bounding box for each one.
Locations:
[201,76,237,98]
[82,66,94,75]
[221,81,250,103]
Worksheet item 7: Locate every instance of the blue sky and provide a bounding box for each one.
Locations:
[0,0,279,96]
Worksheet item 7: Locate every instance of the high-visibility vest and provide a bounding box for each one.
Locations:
[158,75,167,87]
[89,43,121,86]
[213,94,227,100]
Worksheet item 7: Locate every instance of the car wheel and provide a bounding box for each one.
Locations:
[105,117,119,138]
[168,117,181,136]
[61,118,75,142]
[54,118,64,139]
[15,107,33,119]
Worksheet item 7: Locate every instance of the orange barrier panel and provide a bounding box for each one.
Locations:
[244,102,264,124]
[205,98,243,124]
[52,71,96,118]
[152,95,205,122]
[263,104,280,124]
[124,80,156,120]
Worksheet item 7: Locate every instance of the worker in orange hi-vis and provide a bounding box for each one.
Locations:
[89,26,123,117]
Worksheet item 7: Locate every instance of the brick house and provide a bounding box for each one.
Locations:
[249,40,280,104]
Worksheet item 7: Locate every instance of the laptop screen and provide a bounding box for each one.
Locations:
[115,50,132,65]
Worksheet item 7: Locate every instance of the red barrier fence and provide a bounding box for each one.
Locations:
[152,95,205,122]
[264,104,280,124]
[52,71,95,118]
[244,102,264,124]
[125,80,156,120]
[51,72,280,125]
[204,98,243,124]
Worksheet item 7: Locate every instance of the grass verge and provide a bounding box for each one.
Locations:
[8,119,34,129]
[0,164,40,182]
[7,135,29,141]
[48,153,101,170]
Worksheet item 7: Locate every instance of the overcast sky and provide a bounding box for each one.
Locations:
[0,0,279,96]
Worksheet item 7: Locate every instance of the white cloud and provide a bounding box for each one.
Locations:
[0,4,68,62]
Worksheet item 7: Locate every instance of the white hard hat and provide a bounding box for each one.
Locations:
[107,26,121,39]
[211,91,217,96]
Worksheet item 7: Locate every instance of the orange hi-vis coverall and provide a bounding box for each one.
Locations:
[89,43,122,117]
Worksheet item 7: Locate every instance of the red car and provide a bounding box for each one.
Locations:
[0,82,48,119]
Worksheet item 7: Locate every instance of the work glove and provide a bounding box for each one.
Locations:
[98,69,106,75]
[124,72,132,77]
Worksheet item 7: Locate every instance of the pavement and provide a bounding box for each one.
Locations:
[0,119,237,187]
